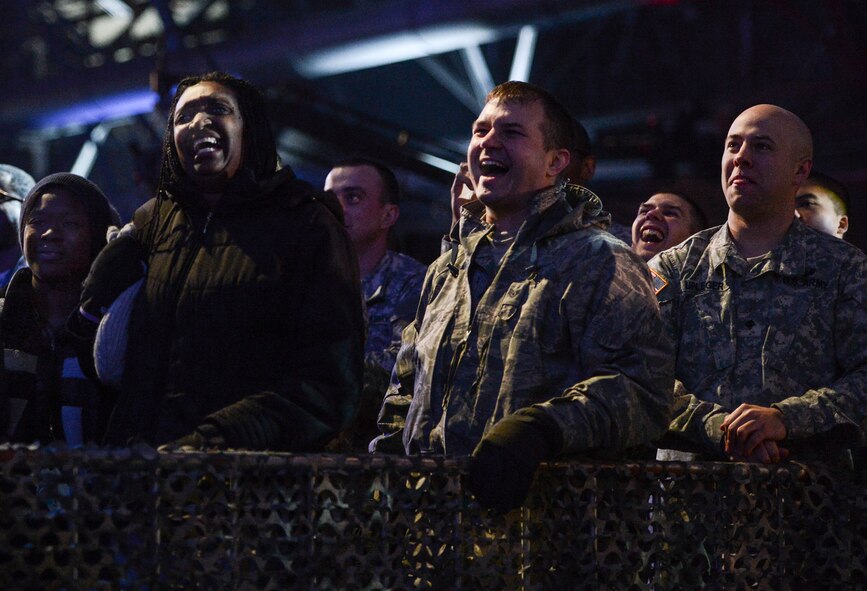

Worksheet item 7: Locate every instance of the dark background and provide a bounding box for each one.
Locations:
[1,0,865,262]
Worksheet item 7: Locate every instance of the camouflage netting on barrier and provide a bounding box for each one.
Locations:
[0,447,864,590]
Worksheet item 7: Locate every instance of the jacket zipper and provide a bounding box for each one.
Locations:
[202,211,214,238]
[158,207,209,333]
[47,329,59,441]
[176,213,207,294]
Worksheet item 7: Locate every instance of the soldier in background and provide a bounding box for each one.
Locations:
[631,190,708,261]
[793,171,867,476]
[324,158,425,451]
[561,119,596,187]
[651,104,867,468]
[561,119,636,244]
[795,171,849,240]
[324,157,425,373]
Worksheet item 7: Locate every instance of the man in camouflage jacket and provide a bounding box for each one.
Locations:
[324,158,426,373]
[371,81,673,511]
[651,104,867,468]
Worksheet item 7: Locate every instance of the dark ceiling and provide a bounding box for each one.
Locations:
[1,0,866,259]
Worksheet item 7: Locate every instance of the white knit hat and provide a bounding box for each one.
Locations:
[0,164,35,200]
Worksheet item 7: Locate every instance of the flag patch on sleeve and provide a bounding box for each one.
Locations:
[649,268,669,296]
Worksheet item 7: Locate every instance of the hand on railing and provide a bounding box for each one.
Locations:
[467,408,560,512]
[721,404,789,463]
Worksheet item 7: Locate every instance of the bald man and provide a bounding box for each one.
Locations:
[649,104,867,468]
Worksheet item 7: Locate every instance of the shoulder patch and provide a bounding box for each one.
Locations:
[649,267,670,296]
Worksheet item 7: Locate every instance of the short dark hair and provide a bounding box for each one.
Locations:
[485,81,574,152]
[648,188,709,234]
[332,157,401,206]
[158,71,278,192]
[805,171,849,216]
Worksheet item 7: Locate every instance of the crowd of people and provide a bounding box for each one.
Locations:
[1,71,865,511]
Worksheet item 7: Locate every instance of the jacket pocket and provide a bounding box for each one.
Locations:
[681,289,734,373]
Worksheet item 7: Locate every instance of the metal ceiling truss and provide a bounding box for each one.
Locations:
[26,0,236,72]
[4,0,866,212]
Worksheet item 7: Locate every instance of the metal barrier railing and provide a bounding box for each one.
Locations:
[1,447,864,590]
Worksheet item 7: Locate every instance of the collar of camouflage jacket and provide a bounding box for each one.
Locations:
[708,218,811,278]
[457,186,611,250]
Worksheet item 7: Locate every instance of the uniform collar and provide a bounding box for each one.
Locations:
[457,186,565,250]
[710,218,810,278]
[362,250,395,303]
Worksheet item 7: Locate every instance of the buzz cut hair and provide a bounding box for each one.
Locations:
[806,171,850,216]
[485,81,574,152]
[332,156,401,206]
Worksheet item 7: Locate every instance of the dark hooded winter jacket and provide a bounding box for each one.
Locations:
[103,168,364,450]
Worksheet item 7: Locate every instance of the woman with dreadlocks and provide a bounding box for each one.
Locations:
[80,72,364,450]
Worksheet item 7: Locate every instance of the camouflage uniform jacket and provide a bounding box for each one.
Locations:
[363,250,426,372]
[372,186,674,457]
[649,219,867,462]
